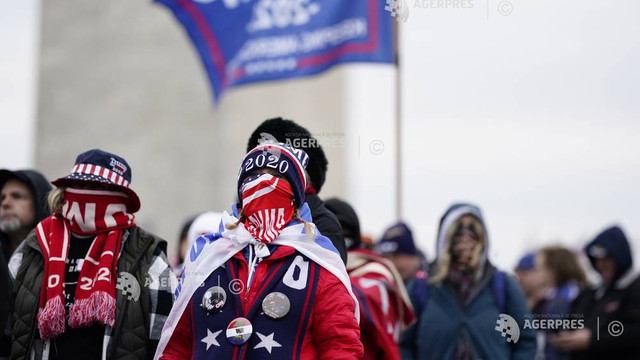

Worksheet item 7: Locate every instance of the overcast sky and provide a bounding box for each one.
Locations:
[0,0,38,168]
[400,0,640,270]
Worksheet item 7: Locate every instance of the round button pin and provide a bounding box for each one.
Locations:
[226,317,253,345]
[201,286,226,314]
[262,292,291,320]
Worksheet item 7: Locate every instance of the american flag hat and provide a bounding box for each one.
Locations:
[51,149,141,212]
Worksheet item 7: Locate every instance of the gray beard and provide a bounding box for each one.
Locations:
[0,218,21,233]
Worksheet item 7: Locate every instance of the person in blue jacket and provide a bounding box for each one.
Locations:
[401,203,536,360]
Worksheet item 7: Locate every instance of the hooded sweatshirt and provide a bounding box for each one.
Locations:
[569,226,640,360]
[0,170,52,259]
[401,203,536,360]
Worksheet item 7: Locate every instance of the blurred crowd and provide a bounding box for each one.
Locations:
[1,118,638,360]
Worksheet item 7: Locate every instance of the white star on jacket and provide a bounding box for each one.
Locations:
[253,332,282,354]
[201,329,222,350]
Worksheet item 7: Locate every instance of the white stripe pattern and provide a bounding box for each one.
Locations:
[67,164,130,188]
[242,177,279,208]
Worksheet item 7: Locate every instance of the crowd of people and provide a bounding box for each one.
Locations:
[1,117,639,360]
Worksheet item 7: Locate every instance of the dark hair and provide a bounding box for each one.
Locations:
[539,246,588,287]
[177,215,197,263]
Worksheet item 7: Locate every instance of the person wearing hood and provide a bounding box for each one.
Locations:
[0,169,52,357]
[401,203,536,360]
[8,149,176,360]
[155,143,362,360]
[246,117,347,264]
[325,198,415,360]
[549,226,640,360]
[1,170,52,259]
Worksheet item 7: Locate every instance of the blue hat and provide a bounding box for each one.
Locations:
[237,142,309,208]
[377,222,417,256]
[515,252,536,271]
[52,149,140,212]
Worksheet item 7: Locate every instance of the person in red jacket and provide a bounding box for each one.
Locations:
[155,143,363,360]
[325,198,415,360]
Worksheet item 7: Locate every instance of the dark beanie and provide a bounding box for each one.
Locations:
[324,198,361,250]
[377,222,417,256]
[247,117,328,193]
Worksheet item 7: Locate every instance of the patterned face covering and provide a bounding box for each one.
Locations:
[241,173,295,244]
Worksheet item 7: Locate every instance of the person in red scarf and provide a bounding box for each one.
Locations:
[8,149,176,360]
[324,198,416,360]
[155,142,362,360]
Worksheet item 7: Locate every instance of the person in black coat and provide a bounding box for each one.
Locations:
[0,169,52,358]
[246,117,347,264]
[550,226,640,360]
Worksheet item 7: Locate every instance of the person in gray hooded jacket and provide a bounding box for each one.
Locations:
[401,203,536,360]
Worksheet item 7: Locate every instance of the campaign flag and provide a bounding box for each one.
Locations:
[155,0,394,102]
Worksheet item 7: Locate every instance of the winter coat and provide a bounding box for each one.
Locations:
[401,203,536,360]
[8,226,175,360]
[0,170,51,358]
[156,204,363,360]
[348,249,415,360]
[569,226,640,360]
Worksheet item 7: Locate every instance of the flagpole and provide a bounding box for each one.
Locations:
[394,17,402,221]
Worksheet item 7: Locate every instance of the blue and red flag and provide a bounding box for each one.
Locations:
[155,0,394,102]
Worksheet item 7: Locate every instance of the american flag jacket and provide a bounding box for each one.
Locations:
[155,204,362,360]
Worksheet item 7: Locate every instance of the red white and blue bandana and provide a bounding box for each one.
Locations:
[241,173,294,244]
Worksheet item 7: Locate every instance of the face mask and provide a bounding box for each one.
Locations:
[241,173,294,244]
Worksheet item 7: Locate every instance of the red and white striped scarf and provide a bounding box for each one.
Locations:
[35,188,135,340]
[241,174,294,244]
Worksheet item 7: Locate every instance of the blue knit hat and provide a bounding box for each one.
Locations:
[237,142,309,207]
[377,222,417,256]
[515,252,536,271]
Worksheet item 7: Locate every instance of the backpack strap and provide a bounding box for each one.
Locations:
[491,270,508,314]
[410,270,429,315]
